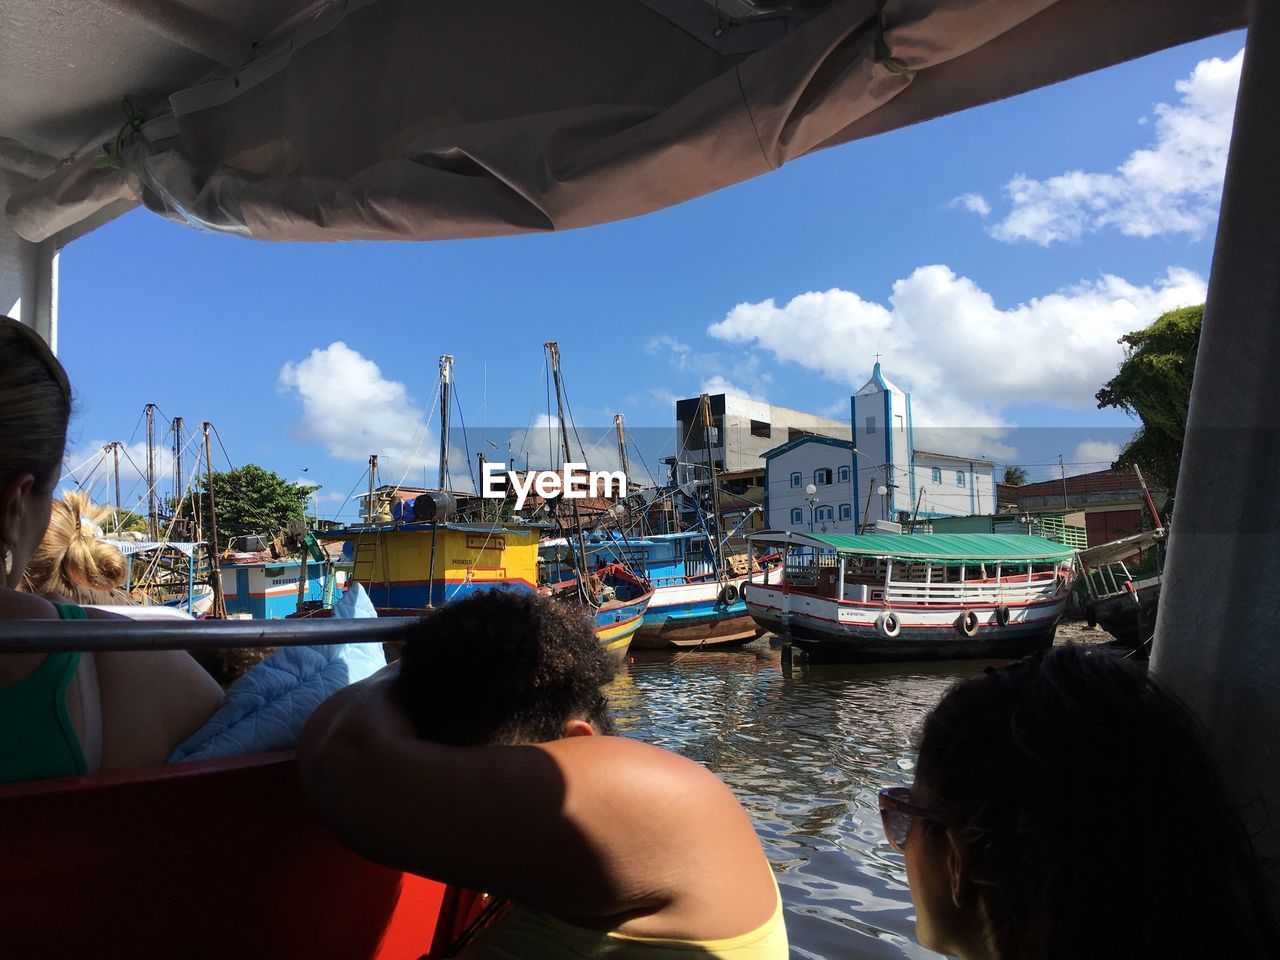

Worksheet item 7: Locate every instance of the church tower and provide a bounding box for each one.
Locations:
[850,362,915,527]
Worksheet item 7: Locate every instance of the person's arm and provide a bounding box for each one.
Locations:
[93,649,224,770]
[299,665,778,938]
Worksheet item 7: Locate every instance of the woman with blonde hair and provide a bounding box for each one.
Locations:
[0,316,222,784]
[22,490,131,604]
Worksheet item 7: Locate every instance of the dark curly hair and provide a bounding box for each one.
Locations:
[395,589,615,746]
[914,644,1279,960]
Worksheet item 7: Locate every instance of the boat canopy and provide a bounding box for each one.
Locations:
[0,0,1246,255]
[748,530,1074,565]
[1076,529,1165,568]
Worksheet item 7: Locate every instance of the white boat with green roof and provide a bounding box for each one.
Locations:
[744,531,1076,662]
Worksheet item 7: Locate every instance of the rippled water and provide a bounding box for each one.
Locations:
[607,643,998,960]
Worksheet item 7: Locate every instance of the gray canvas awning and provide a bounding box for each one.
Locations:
[1,0,1248,249]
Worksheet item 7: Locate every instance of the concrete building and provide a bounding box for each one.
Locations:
[670,393,849,485]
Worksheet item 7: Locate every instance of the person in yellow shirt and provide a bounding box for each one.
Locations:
[300,590,787,959]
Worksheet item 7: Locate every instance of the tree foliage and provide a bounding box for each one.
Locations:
[1096,304,1202,495]
[195,464,317,550]
[1002,466,1029,486]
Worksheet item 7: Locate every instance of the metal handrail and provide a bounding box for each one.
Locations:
[0,617,421,653]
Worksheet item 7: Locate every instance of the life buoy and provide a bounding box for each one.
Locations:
[876,611,902,639]
[956,610,979,638]
[995,605,1012,627]
[718,583,740,605]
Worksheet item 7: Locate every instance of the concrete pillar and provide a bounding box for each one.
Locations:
[1151,0,1280,892]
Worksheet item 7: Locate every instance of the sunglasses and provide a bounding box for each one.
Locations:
[878,785,930,853]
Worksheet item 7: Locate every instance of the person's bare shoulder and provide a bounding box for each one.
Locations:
[0,588,59,619]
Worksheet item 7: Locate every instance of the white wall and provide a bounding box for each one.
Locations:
[765,441,858,533]
[911,456,997,518]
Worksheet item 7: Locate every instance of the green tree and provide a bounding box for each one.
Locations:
[1096,303,1202,495]
[1002,466,1028,486]
[195,464,318,550]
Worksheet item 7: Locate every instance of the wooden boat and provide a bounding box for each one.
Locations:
[743,531,1075,662]
[544,562,653,659]
[1077,529,1165,649]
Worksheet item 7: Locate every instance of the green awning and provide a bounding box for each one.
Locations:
[748,531,1074,565]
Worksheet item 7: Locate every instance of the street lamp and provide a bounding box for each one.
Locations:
[804,482,820,532]
[877,484,888,522]
[852,446,897,523]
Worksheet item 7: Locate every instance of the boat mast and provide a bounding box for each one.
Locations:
[700,393,725,574]
[145,403,158,541]
[202,422,227,619]
[613,414,630,486]
[107,441,122,534]
[1132,464,1165,531]
[546,342,592,603]
[365,454,378,522]
[171,416,184,530]
[438,354,453,491]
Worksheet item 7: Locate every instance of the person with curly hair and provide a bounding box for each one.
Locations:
[300,589,787,959]
[879,644,1279,960]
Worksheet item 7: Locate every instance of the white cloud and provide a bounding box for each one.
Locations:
[701,374,765,401]
[987,49,1242,245]
[1069,439,1122,476]
[707,264,1206,435]
[950,192,991,217]
[645,335,693,368]
[278,342,438,478]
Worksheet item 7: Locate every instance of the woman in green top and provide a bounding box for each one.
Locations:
[0,316,222,784]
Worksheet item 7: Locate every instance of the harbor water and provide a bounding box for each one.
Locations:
[608,644,998,960]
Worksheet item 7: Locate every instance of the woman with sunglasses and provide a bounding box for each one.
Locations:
[879,644,1278,960]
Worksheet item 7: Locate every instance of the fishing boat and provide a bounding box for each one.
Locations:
[744,531,1075,662]
[539,342,654,659]
[1077,529,1165,649]
[324,355,544,611]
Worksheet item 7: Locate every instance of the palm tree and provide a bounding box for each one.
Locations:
[1003,465,1029,486]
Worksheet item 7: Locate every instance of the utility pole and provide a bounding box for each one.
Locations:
[438,354,453,491]
[144,403,158,541]
[1059,454,1069,510]
[203,422,226,619]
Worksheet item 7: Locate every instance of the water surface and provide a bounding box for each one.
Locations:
[608,645,997,960]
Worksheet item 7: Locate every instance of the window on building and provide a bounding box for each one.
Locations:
[814,467,833,486]
[957,471,966,487]
[815,506,834,521]
[931,466,942,484]
[750,420,771,438]
[838,465,850,483]
[895,414,905,432]
[865,416,876,434]
[790,471,802,487]
[790,507,803,524]
[839,503,851,520]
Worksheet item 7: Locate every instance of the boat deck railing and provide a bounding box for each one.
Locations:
[884,576,1064,606]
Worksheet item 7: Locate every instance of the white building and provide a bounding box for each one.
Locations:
[762,362,996,532]
[763,435,858,533]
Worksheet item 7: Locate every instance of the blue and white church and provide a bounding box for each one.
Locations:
[764,363,996,533]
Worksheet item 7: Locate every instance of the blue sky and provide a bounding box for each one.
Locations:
[55,31,1244,520]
